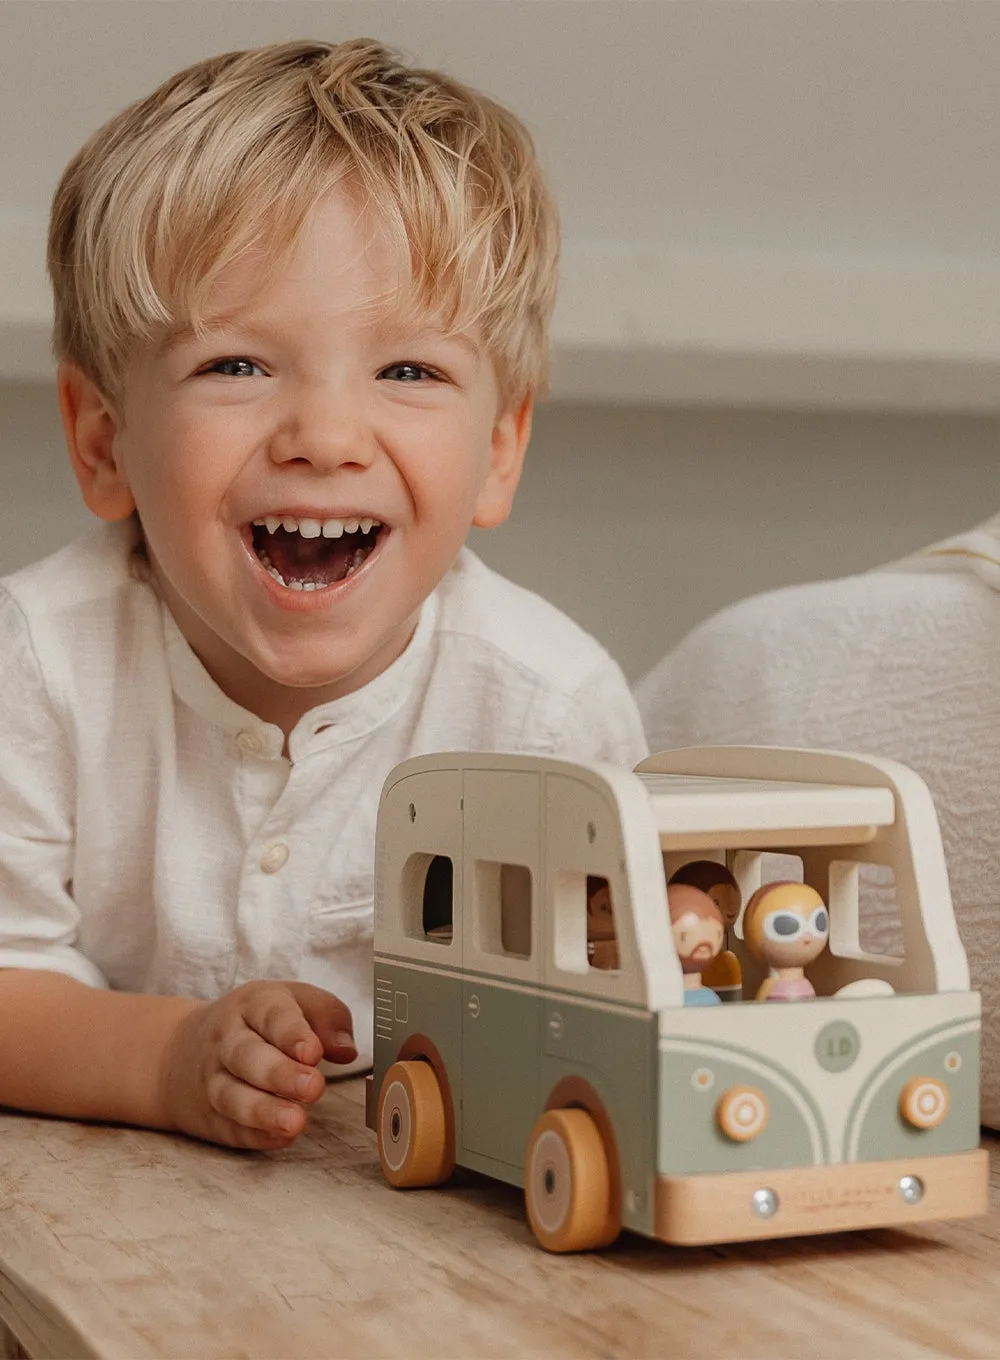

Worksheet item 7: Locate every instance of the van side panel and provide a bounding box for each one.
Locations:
[541,997,658,1237]
[462,975,542,1168]
[373,957,463,1146]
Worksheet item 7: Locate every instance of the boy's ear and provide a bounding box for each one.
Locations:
[472,392,534,530]
[57,362,136,521]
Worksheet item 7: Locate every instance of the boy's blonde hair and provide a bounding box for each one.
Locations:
[47,38,560,407]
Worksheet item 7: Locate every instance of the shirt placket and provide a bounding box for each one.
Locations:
[230,725,297,986]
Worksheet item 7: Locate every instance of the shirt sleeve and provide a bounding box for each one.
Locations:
[0,586,108,987]
[556,653,650,768]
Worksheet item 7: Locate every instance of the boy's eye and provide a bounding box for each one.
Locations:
[201,357,266,378]
[378,361,441,383]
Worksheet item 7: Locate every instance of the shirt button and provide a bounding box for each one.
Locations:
[260,842,290,874]
[235,730,262,756]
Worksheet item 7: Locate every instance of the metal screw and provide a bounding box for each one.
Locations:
[751,1187,779,1219]
[899,1175,924,1205]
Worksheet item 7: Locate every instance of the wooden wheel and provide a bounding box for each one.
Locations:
[377,1060,453,1188]
[524,1108,617,1252]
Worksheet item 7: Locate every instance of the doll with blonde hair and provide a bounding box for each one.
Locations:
[743,882,830,1002]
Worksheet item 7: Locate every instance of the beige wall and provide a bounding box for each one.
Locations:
[470,403,1000,681]
[2,380,998,683]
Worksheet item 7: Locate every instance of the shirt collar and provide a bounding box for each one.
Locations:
[159,591,438,761]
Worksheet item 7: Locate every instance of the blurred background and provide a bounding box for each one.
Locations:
[2,0,999,682]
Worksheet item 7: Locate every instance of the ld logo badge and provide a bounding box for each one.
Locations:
[815,1020,861,1073]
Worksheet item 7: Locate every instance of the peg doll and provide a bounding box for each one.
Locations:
[586,875,619,970]
[669,861,742,1001]
[742,881,830,1001]
[667,883,725,1006]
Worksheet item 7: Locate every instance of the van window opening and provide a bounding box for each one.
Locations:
[829,859,905,963]
[474,861,533,959]
[665,850,905,1000]
[586,875,619,971]
[422,854,454,943]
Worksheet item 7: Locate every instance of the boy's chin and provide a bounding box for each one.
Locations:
[255,656,361,694]
[251,640,393,698]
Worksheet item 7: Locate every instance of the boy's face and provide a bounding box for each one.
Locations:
[61,188,532,722]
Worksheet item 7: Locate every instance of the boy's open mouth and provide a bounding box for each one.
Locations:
[249,515,383,591]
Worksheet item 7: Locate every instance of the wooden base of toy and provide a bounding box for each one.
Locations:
[654,1148,989,1245]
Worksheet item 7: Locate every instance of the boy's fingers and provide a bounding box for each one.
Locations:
[219,1027,326,1105]
[240,984,323,1063]
[286,983,357,1063]
[206,1065,309,1139]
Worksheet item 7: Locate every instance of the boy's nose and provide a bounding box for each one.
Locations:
[269,389,376,471]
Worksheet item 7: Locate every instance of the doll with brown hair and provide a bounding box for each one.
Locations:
[668,860,742,1001]
[667,883,725,1006]
[743,881,830,1001]
[586,876,619,970]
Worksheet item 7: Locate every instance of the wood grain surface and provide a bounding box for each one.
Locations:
[0,1079,997,1359]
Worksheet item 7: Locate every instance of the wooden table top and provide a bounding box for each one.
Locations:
[0,1078,998,1359]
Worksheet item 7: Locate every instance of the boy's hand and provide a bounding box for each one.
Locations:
[158,980,357,1150]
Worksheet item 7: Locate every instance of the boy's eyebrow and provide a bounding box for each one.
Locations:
[156,322,223,357]
[364,306,484,355]
[157,319,483,361]
[159,312,254,354]
[395,330,483,362]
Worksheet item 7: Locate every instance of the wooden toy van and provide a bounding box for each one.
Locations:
[365,746,988,1252]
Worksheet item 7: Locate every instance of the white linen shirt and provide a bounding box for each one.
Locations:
[0,522,647,1071]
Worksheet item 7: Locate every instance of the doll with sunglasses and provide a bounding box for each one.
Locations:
[743,881,830,1002]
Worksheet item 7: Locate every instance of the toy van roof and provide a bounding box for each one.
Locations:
[637,772,895,849]
[381,747,899,849]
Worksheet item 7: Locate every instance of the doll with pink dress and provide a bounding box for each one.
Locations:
[742,881,830,1002]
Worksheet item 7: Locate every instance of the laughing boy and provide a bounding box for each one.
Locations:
[0,39,646,1148]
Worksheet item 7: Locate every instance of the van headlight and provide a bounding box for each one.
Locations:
[716,1085,769,1142]
[899,1076,950,1130]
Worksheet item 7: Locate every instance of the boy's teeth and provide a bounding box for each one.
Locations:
[252,515,381,537]
[259,552,370,591]
[251,514,382,592]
